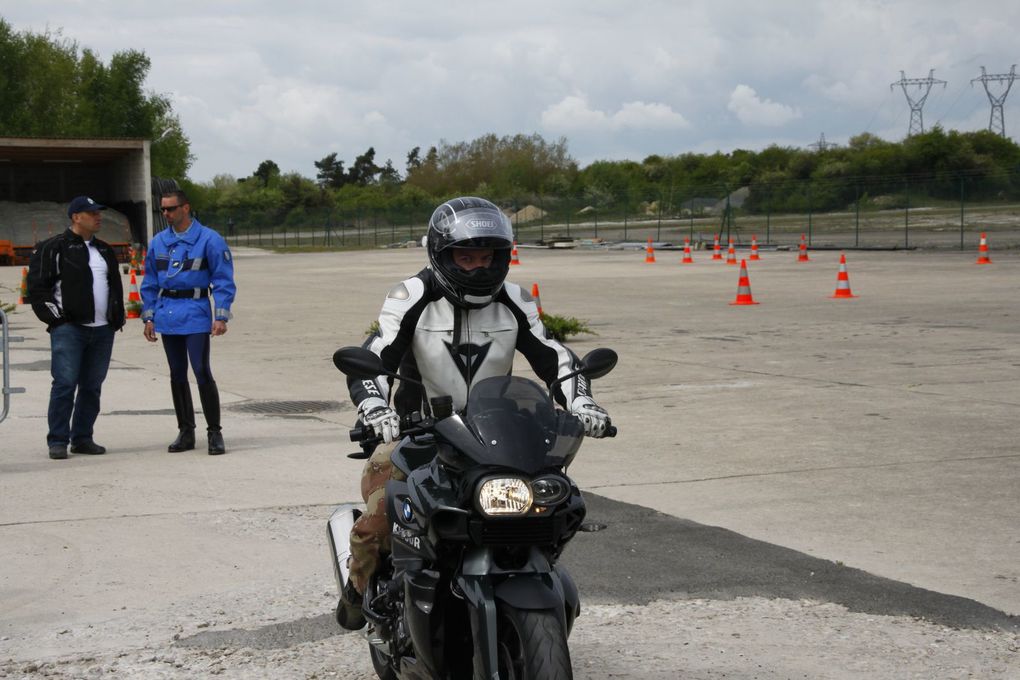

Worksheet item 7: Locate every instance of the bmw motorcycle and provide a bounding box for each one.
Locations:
[327,346,617,680]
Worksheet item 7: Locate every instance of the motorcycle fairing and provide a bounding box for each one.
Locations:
[435,376,586,475]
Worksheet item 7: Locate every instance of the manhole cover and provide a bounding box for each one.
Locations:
[229,400,342,415]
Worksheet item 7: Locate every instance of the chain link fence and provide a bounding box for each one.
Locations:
[215,170,1020,251]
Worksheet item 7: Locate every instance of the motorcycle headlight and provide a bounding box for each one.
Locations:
[531,476,570,506]
[477,477,533,516]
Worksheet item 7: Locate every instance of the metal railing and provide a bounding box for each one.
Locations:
[0,308,26,424]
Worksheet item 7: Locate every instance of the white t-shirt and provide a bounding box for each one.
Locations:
[84,239,109,327]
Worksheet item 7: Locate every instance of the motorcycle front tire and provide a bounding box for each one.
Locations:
[494,605,572,680]
[369,644,397,680]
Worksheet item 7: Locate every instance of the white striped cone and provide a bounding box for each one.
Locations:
[831,253,857,298]
[712,234,722,260]
[976,232,992,264]
[682,237,694,264]
[749,235,760,261]
[726,239,737,265]
[730,260,759,305]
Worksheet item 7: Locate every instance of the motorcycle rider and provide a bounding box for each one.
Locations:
[337,196,611,630]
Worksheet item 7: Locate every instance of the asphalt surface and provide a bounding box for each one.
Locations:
[1,244,1018,671]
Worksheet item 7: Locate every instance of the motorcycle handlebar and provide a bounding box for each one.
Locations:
[352,421,619,443]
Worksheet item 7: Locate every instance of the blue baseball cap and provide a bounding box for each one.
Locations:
[67,196,107,218]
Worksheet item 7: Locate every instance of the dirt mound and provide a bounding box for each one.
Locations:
[0,201,132,246]
[509,204,547,223]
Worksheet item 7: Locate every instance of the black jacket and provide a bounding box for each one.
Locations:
[27,228,126,331]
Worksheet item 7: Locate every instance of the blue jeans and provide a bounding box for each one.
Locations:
[47,323,115,447]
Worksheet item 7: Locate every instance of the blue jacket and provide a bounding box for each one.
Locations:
[140,218,236,335]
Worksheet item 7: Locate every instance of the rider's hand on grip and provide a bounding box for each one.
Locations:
[571,396,611,438]
[359,397,401,444]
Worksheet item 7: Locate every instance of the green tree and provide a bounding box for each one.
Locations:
[251,160,281,188]
[314,152,347,189]
[0,19,193,177]
[348,147,380,186]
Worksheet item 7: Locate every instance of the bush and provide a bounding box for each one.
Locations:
[540,312,594,342]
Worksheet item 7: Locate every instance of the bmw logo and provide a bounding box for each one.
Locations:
[402,499,414,522]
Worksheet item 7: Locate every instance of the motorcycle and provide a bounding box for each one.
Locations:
[326,345,617,679]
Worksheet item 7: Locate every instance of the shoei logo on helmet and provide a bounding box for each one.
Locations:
[467,219,498,230]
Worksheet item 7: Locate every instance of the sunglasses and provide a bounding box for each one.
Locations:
[160,205,182,213]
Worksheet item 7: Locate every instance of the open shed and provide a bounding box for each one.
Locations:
[0,136,153,264]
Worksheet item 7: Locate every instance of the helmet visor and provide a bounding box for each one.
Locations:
[431,207,513,252]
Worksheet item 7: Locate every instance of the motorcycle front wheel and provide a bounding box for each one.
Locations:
[495,605,573,680]
[369,644,397,680]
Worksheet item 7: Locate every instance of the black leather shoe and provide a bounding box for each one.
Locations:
[168,428,196,452]
[70,441,107,455]
[207,429,226,455]
[335,580,366,631]
[49,445,68,460]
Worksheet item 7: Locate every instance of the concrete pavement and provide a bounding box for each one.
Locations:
[1,244,1017,663]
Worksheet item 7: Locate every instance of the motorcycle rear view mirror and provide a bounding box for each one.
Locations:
[333,346,390,379]
[333,346,426,388]
[579,348,618,380]
[549,347,618,392]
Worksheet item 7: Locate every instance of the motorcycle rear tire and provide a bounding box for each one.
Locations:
[494,605,573,680]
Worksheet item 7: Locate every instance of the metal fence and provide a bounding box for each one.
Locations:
[218,171,1020,251]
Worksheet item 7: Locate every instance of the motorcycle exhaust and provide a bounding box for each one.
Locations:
[326,504,361,593]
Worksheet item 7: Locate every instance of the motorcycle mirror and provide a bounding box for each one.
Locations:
[333,346,388,379]
[332,346,426,388]
[579,348,618,380]
[549,347,618,393]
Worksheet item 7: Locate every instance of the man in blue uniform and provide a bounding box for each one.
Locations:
[141,190,236,455]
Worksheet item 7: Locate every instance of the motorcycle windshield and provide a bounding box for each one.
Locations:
[453,375,583,473]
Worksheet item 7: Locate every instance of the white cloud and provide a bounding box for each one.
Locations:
[541,95,690,133]
[6,1,1020,179]
[727,85,803,127]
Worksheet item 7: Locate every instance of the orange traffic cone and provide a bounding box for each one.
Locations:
[749,234,760,261]
[140,247,147,275]
[797,233,810,262]
[726,238,737,265]
[18,266,29,304]
[712,234,722,260]
[830,253,857,298]
[976,232,992,264]
[681,237,694,264]
[730,260,759,305]
[510,241,521,266]
[531,283,543,316]
[126,271,142,318]
[644,238,656,263]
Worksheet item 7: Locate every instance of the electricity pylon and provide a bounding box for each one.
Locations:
[809,132,835,152]
[971,65,1017,137]
[890,69,947,136]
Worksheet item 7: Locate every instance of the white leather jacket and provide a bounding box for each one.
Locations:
[347,268,592,415]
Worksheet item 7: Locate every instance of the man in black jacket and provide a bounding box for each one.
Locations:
[27,196,126,459]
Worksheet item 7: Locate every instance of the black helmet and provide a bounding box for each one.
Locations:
[426,197,514,308]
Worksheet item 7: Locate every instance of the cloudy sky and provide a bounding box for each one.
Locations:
[4,1,1019,182]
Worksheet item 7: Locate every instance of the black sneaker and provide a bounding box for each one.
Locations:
[335,580,366,631]
[70,441,107,455]
[49,445,68,460]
